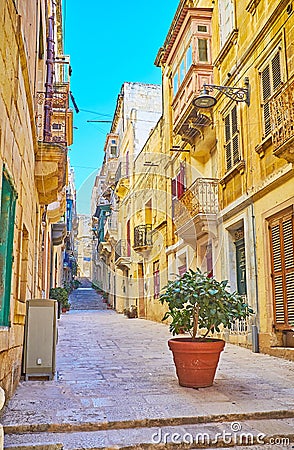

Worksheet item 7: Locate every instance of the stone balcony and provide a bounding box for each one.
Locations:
[35,142,67,205]
[270,77,294,163]
[115,239,131,269]
[173,177,219,246]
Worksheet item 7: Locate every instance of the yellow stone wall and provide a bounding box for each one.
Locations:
[0,0,47,397]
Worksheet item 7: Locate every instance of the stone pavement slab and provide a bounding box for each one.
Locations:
[1,287,294,448]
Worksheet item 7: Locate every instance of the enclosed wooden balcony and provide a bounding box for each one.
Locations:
[173,178,218,246]
[270,78,294,163]
[104,212,118,243]
[172,65,213,145]
[36,82,73,147]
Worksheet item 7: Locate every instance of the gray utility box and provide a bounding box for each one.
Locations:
[23,299,58,380]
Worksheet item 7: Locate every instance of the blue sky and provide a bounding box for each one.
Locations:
[63,1,179,214]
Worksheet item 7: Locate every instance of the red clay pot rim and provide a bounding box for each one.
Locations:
[168,337,225,343]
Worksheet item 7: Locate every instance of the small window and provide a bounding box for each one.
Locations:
[110,145,117,157]
[198,39,208,62]
[197,25,207,32]
[52,123,62,130]
[111,139,116,144]
[219,0,235,46]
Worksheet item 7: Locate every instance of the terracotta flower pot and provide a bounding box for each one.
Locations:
[168,337,225,388]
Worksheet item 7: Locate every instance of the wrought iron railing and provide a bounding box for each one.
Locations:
[134,224,152,248]
[115,239,131,261]
[173,178,218,228]
[270,78,294,152]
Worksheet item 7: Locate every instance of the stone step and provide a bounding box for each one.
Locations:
[4,417,294,449]
[4,409,294,435]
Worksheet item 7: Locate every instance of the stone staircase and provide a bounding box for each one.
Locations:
[4,411,294,449]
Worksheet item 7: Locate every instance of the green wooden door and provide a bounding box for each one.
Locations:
[0,174,16,326]
[235,238,247,296]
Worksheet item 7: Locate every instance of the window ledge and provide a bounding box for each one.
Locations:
[214,29,239,68]
[255,135,272,158]
[220,160,245,188]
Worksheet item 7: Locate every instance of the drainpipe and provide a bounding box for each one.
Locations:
[250,202,260,353]
[44,15,55,142]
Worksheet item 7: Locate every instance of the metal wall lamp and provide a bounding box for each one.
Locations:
[193,77,250,108]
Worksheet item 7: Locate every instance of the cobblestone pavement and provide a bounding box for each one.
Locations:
[2,286,294,449]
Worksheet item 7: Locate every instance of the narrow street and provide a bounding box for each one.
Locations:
[2,285,294,449]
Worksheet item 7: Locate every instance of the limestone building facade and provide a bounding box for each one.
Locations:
[0,0,72,397]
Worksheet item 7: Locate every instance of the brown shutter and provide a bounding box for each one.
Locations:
[261,50,282,137]
[261,64,272,137]
[272,52,282,91]
[225,113,232,170]
[231,106,239,165]
[269,211,294,327]
[224,106,239,171]
[171,178,177,198]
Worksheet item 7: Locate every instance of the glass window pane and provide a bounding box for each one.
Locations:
[173,73,178,96]
[198,39,208,62]
[179,58,185,84]
[186,45,192,70]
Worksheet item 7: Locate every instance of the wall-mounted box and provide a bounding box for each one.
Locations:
[23,299,58,380]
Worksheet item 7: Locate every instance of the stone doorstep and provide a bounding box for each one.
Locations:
[3,418,294,450]
[3,409,294,435]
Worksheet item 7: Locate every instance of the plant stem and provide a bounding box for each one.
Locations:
[203,324,214,338]
[192,305,199,340]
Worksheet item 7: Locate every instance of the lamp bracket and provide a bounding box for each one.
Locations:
[203,78,250,105]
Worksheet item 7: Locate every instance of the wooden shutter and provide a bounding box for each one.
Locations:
[225,114,232,170]
[153,261,160,299]
[269,210,294,327]
[171,178,177,198]
[261,50,282,137]
[224,106,239,171]
[0,174,17,326]
[177,163,185,199]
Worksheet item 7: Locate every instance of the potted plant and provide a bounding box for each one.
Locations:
[50,287,70,313]
[124,305,138,318]
[159,269,253,388]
